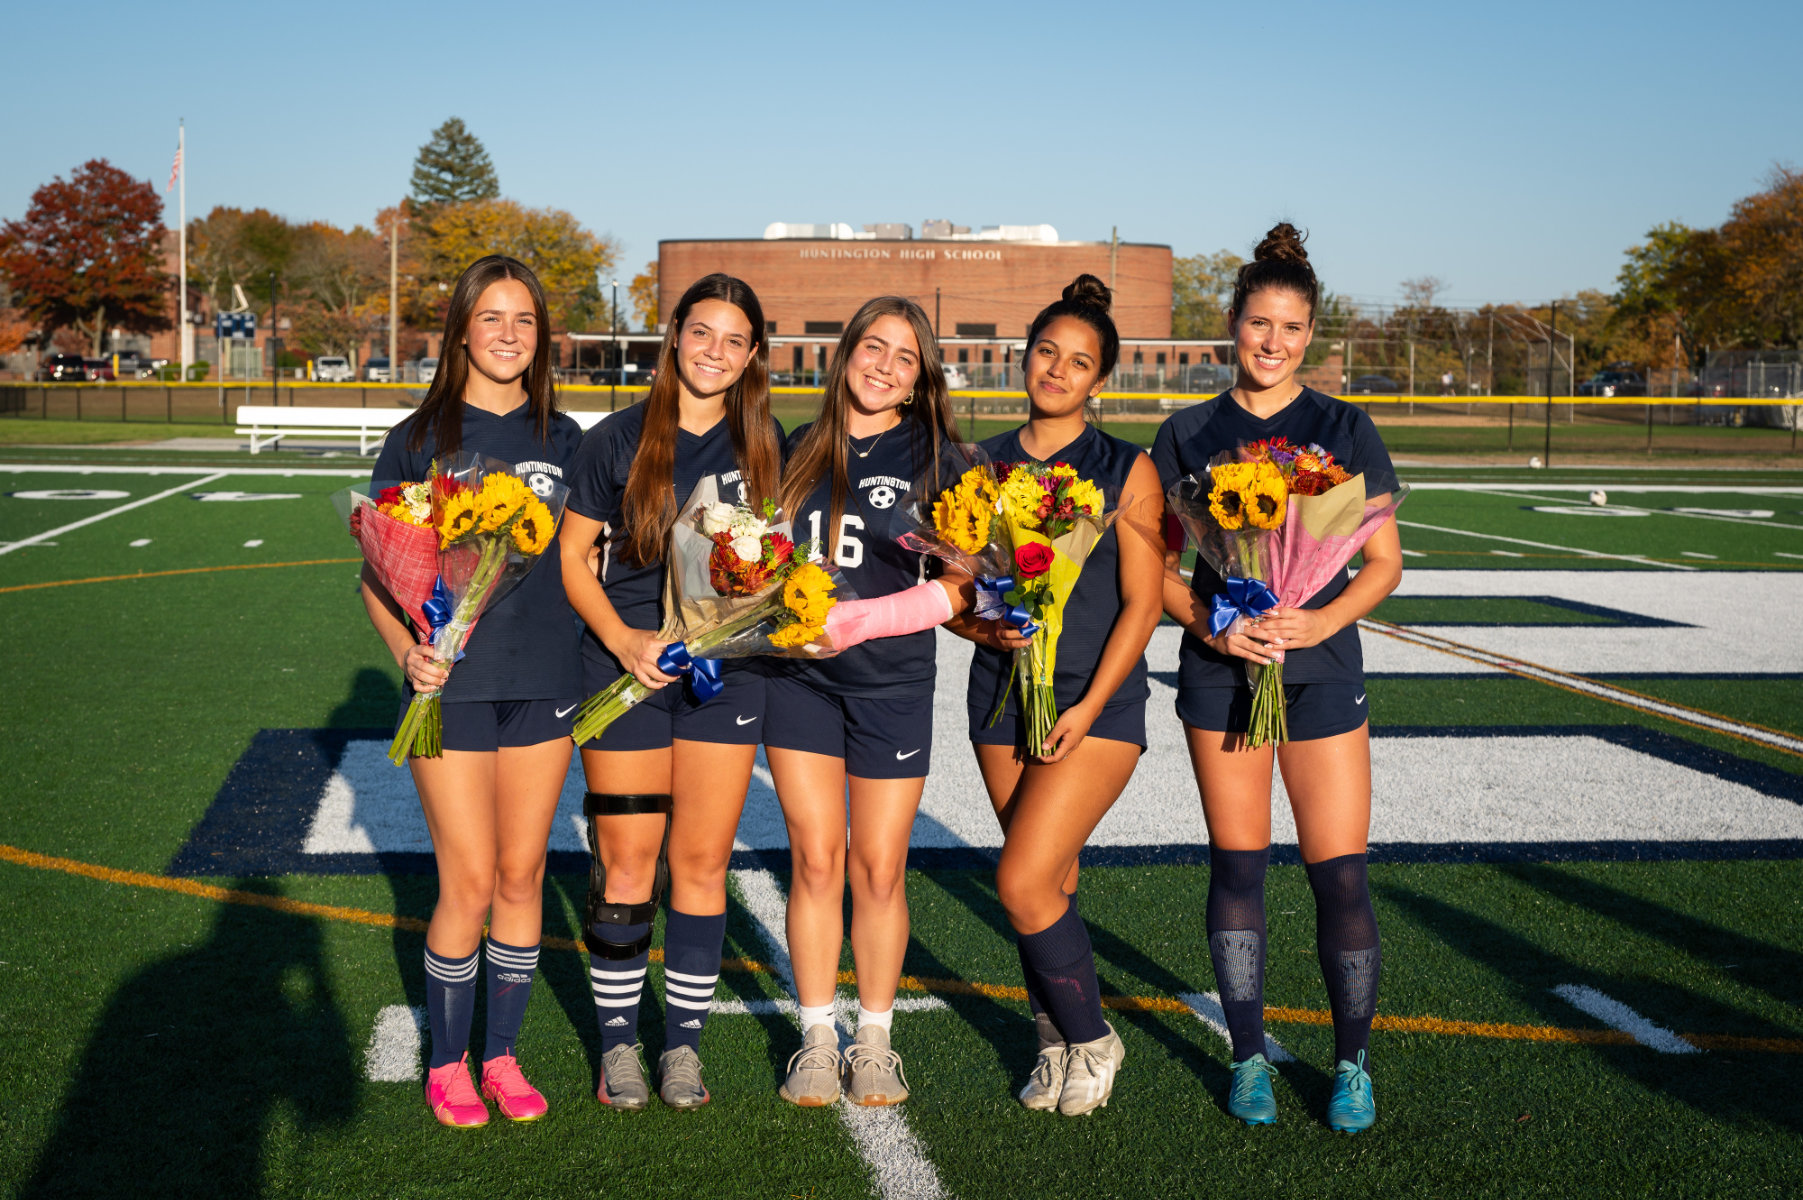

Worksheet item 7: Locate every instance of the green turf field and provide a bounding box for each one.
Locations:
[2,456,1801,1199]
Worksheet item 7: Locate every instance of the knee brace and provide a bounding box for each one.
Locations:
[583,792,672,960]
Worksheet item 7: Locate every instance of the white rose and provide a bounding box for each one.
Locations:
[729,515,768,540]
[731,534,763,563]
[698,502,736,535]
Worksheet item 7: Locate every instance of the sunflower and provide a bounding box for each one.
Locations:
[438,493,481,547]
[510,498,555,554]
[475,473,531,533]
[1208,482,1247,530]
[1244,471,1289,531]
[781,561,837,628]
[933,470,998,554]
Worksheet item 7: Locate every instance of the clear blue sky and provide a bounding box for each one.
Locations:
[8,0,1799,310]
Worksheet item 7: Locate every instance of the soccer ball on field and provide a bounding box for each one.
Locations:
[1589,489,1608,507]
[1528,456,1544,469]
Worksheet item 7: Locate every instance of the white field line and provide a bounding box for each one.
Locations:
[1395,518,1697,570]
[1360,619,1803,756]
[1458,486,1803,531]
[710,996,949,1018]
[1409,483,1803,494]
[1550,985,1701,1055]
[1777,552,1803,561]
[0,463,370,477]
[0,472,227,557]
[1177,992,1295,1063]
[731,867,949,1200]
[365,1004,427,1081]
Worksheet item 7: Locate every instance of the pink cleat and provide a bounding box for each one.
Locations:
[480,1053,549,1122]
[426,1053,490,1128]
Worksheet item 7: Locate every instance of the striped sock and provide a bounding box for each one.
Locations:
[589,921,650,1053]
[423,946,479,1070]
[662,908,725,1052]
[482,938,539,1063]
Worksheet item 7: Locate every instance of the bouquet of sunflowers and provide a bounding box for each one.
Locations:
[569,478,851,745]
[906,454,1115,757]
[1166,438,1408,746]
[338,452,566,763]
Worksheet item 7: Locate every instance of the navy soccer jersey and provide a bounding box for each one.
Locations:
[566,403,784,671]
[771,421,961,698]
[966,423,1151,717]
[370,401,585,702]
[1150,387,1399,688]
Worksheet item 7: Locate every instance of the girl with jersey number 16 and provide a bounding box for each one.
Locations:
[762,296,978,1107]
[1152,223,1404,1133]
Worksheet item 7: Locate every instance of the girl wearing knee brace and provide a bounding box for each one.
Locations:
[946,276,1167,1116]
[762,297,975,1107]
[362,256,585,1127]
[558,274,785,1110]
[1151,223,1403,1133]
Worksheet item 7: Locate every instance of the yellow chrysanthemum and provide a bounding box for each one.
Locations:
[999,467,1048,525]
[438,493,481,547]
[1208,483,1246,531]
[1064,477,1105,517]
[1244,476,1288,531]
[1047,463,1079,479]
[510,498,555,555]
[782,562,837,629]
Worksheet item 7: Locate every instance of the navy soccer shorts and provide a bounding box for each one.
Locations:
[1176,681,1370,742]
[577,660,766,752]
[763,674,934,779]
[396,697,578,753]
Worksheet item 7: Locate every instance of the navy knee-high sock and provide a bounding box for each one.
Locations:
[482,938,540,1063]
[588,921,650,1053]
[1305,852,1381,1065]
[1016,895,1108,1046]
[662,909,725,1052]
[1206,846,1270,1063]
[424,946,479,1070]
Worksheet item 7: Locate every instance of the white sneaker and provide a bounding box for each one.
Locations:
[1018,1044,1066,1111]
[779,1024,843,1107]
[844,1025,909,1106]
[1058,1025,1124,1116]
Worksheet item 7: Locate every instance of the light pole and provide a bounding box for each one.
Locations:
[387,213,405,382]
[610,277,620,410]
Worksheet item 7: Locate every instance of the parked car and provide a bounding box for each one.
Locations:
[83,358,115,381]
[1577,368,1647,397]
[587,366,649,386]
[111,351,163,379]
[35,353,88,381]
[943,365,971,389]
[314,356,354,383]
[1347,374,1402,394]
[417,356,439,385]
[363,357,392,383]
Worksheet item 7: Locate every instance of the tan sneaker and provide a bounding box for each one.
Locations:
[1018,1044,1066,1111]
[779,1024,843,1107]
[843,1025,909,1107]
[657,1045,710,1110]
[1058,1025,1124,1116]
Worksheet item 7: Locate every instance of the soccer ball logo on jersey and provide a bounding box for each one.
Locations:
[527,472,555,498]
[513,460,564,498]
[867,485,896,510]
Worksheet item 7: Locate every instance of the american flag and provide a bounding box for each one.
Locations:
[166,143,182,193]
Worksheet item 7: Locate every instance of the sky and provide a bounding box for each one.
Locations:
[7,0,1800,311]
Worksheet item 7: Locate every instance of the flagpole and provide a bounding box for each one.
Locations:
[178,120,189,378]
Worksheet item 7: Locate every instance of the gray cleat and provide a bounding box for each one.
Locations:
[597,1042,650,1111]
[657,1045,711,1110]
[844,1024,909,1107]
[779,1023,843,1107]
[1058,1024,1125,1116]
[1018,1044,1066,1111]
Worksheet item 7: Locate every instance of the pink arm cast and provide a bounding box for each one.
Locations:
[823,580,956,651]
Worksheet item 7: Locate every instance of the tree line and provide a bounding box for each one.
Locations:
[0,119,658,364]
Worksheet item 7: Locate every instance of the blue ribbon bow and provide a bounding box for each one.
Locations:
[420,575,465,662]
[657,641,724,703]
[974,574,1040,638]
[1208,575,1280,637]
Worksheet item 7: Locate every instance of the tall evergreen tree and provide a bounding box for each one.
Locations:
[410,118,500,208]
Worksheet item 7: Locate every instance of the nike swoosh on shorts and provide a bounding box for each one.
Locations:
[735,715,757,726]
[555,703,579,718]
[895,749,921,760]
[1355,694,1367,705]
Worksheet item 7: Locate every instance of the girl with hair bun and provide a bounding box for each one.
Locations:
[364,254,585,1128]
[1150,223,1403,1133]
[948,274,1166,1116]
[558,273,785,1112]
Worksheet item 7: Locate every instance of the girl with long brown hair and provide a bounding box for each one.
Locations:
[1152,223,1401,1133]
[762,296,976,1107]
[364,254,585,1127]
[557,273,783,1111]
[948,275,1166,1116]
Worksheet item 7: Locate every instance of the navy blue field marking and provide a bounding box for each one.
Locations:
[1372,595,1690,628]
[174,724,1802,876]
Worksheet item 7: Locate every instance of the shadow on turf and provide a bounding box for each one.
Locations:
[1377,880,1803,1136]
[22,879,357,1198]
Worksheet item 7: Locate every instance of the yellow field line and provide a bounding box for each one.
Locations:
[0,557,362,595]
[3,841,1796,1055]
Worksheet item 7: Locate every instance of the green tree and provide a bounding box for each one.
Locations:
[1171,249,1243,339]
[410,118,500,209]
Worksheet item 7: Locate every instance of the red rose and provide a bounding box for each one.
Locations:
[378,485,404,506]
[1015,542,1055,579]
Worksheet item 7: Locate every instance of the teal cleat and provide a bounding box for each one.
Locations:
[1226,1053,1278,1125]
[1326,1050,1376,1133]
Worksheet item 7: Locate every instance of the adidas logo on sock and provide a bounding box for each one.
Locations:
[680,1019,703,1029]
[605,1016,628,1026]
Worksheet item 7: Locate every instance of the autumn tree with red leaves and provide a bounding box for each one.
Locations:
[0,159,171,355]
